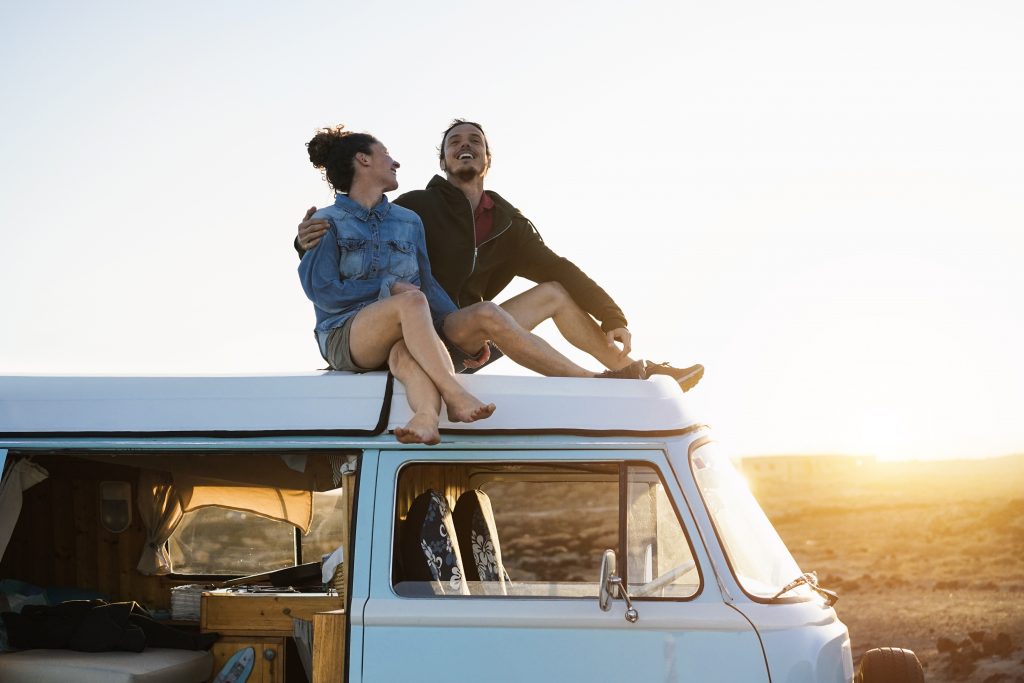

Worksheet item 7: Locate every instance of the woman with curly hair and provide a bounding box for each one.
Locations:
[299,125,495,444]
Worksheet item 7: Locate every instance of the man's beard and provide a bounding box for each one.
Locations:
[452,165,482,182]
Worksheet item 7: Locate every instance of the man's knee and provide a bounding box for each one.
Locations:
[472,302,517,337]
[534,281,574,310]
[536,281,569,302]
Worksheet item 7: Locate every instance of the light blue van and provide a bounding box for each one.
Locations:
[0,373,922,682]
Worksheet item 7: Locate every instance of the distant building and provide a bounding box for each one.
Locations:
[740,454,872,483]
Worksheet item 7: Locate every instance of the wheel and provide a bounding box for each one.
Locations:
[856,647,924,683]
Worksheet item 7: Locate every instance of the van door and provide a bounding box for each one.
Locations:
[357,449,767,682]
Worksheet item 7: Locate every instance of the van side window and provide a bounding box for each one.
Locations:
[169,489,345,575]
[392,462,698,599]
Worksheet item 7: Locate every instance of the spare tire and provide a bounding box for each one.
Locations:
[856,647,925,683]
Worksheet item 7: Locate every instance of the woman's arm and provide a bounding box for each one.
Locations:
[298,218,392,313]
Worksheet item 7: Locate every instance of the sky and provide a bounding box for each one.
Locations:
[1,1,1022,460]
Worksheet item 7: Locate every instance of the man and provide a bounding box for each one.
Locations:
[297,120,703,390]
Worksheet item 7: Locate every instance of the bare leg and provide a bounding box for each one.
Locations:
[443,302,596,378]
[388,341,441,445]
[499,283,636,371]
[348,291,495,423]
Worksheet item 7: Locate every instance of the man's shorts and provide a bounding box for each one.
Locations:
[435,317,505,375]
[325,316,386,373]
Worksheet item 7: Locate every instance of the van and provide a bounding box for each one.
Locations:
[0,372,922,682]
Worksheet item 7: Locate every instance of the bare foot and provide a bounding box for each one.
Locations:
[394,412,440,445]
[445,392,496,423]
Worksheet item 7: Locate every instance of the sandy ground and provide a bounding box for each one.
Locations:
[750,454,1024,683]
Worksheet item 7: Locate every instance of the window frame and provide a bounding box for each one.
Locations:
[388,450,704,602]
[165,450,358,579]
[687,437,813,604]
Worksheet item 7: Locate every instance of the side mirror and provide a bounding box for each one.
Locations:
[598,549,617,612]
[597,549,639,623]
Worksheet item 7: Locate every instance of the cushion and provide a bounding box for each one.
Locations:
[0,648,212,683]
[453,489,507,588]
[400,490,468,595]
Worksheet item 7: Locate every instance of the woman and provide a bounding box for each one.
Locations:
[299,125,495,444]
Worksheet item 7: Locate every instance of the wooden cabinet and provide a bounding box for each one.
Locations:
[201,591,342,637]
[201,591,345,682]
[210,636,284,683]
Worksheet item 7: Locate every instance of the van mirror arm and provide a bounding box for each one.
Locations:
[597,549,639,624]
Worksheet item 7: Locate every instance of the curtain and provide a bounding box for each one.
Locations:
[0,457,49,563]
[177,479,314,533]
[136,470,184,575]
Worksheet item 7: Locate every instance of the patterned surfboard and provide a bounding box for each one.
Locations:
[214,646,255,683]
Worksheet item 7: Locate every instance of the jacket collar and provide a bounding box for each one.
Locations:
[333,193,391,222]
[425,175,515,217]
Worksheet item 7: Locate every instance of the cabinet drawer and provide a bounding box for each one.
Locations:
[201,592,343,636]
[209,637,284,683]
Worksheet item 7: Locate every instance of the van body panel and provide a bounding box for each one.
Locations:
[0,373,695,436]
[345,449,379,683]
[359,448,769,683]
[737,603,853,683]
[0,374,391,434]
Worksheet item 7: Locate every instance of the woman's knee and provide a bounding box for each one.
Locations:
[392,289,428,311]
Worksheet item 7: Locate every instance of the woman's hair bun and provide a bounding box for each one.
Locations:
[306,125,348,168]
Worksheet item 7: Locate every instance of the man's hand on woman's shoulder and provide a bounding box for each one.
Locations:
[298,206,329,252]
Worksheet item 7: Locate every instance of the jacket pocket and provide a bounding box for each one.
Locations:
[338,238,368,278]
[386,240,418,278]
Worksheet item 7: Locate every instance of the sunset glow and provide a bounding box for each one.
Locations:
[1,1,1021,461]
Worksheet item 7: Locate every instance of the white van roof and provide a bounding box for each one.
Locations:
[0,373,696,437]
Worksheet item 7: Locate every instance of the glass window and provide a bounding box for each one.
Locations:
[690,441,807,599]
[169,489,345,575]
[625,465,699,598]
[483,475,617,585]
[392,460,698,599]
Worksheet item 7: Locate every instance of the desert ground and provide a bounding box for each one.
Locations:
[161,452,1024,681]
[749,453,1024,682]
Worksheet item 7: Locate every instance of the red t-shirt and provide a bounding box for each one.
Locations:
[474,192,495,245]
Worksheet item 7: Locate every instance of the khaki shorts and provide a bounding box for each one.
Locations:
[325,316,386,373]
[434,316,504,374]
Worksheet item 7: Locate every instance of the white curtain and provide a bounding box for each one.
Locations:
[0,457,49,563]
[136,469,184,575]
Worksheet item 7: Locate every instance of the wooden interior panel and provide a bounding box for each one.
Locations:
[0,452,182,610]
[312,609,346,683]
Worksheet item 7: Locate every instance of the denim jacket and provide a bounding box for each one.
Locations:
[298,193,457,359]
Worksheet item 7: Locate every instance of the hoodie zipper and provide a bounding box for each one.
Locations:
[466,194,513,276]
[457,191,514,305]
[465,194,479,274]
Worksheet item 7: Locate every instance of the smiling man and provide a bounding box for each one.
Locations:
[296,119,703,389]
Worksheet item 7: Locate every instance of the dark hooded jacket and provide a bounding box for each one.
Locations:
[298,175,628,332]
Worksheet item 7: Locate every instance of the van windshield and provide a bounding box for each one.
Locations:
[689,442,808,599]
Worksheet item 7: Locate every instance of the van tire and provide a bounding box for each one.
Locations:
[856,647,924,683]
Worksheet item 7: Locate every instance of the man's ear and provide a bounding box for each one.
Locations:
[355,152,371,167]
[439,158,447,172]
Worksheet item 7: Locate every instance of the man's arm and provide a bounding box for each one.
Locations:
[513,218,629,333]
[413,225,458,323]
[295,207,329,258]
